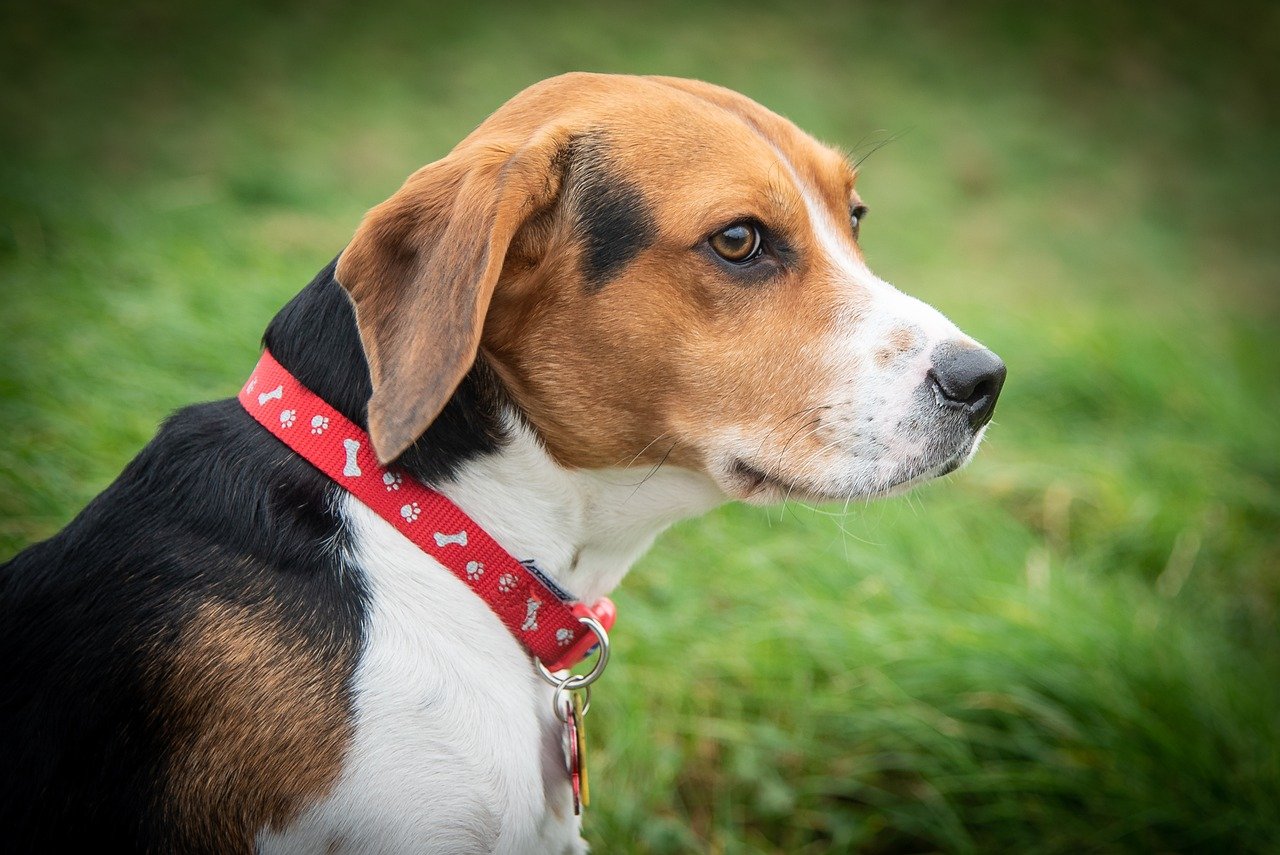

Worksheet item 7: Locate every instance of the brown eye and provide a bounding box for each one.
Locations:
[850,205,868,235]
[709,223,762,263]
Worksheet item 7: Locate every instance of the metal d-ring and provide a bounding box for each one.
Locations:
[536,615,611,691]
[553,683,592,722]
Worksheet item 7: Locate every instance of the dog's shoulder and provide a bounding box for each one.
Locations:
[0,398,368,852]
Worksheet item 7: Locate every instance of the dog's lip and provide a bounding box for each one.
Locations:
[729,458,841,502]
[727,444,973,504]
[732,458,782,492]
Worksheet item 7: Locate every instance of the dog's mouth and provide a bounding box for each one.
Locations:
[725,440,977,505]
[727,458,847,504]
[732,458,796,496]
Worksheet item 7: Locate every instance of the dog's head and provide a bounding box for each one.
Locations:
[337,73,1004,503]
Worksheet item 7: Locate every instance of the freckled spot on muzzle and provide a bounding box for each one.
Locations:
[874,326,923,367]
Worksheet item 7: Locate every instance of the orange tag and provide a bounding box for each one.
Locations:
[574,691,590,808]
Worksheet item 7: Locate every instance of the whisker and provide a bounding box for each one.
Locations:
[623,440,678,504]
[750,405,833,465]
[615,431,670,469]
[853,128,911,170]
[772,418,823,472]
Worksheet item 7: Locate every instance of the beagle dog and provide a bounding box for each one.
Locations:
[0,73,1004,853]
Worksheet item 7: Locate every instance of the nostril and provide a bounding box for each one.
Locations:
[929,343,1007,428]
[968,372,1000,406]
[930,367,980,404]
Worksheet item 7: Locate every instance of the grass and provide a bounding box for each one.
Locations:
[2,1,1278,851]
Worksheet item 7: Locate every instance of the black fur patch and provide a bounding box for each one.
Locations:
[266,257,511,485]
[569,137,655,289]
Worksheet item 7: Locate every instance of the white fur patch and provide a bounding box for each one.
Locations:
[257,420,722,854]
[258,495,577,855]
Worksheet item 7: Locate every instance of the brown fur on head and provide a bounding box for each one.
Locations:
[338,73,989,503]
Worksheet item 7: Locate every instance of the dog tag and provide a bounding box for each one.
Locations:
[574,690,590,808]
[561,693,590,815]
[561,696,581,814]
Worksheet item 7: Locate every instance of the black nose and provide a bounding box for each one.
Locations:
[928,343,1006,429]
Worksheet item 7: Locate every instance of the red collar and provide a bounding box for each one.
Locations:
[238,349,614,671]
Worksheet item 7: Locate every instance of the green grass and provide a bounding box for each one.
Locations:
[3,1,1278,852]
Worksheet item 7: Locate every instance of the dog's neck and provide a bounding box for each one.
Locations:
[440,414,722,601]
[263,259,723,601]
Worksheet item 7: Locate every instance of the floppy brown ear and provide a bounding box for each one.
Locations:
[336,129,567,464]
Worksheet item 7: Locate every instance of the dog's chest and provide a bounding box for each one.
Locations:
[257,497,583,855]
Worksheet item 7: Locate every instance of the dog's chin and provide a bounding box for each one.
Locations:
[720,432,985,506]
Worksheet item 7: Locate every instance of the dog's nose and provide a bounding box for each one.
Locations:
[928,343,1006,429]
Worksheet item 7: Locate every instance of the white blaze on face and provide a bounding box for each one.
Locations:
[719,150,986,501]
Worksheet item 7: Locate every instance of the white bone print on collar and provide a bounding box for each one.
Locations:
[522,597,541,631]
[342,439,362,477]
[433,530,468,548]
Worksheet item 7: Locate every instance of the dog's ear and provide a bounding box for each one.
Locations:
[336,129,567,464]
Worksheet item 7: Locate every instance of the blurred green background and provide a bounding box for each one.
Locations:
[2,1,1278,852]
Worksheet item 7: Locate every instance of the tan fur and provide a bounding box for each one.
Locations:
[877,326,921,367]
[339,72,872,479]
[158,602,352,851]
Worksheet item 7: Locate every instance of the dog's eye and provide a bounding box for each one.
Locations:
[709,223,762,263]
[850,205,868,235]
